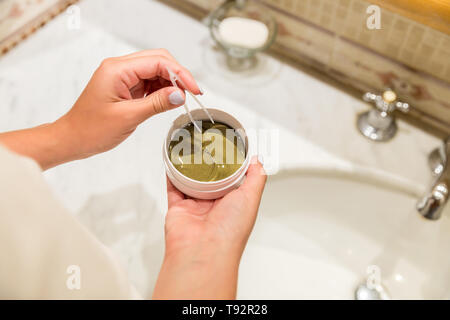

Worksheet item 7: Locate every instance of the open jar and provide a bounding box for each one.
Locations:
[163,108,250,199]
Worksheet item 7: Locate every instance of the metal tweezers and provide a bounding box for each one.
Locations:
[166,66,214,133]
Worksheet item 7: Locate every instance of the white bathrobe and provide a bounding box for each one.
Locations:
[0,145,140,299]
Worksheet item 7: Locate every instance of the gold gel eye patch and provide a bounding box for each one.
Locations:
[168,121,246,182]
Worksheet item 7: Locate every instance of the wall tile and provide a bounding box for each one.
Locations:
[172,0,450,132]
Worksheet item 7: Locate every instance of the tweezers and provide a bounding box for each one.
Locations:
[166,66,214,133]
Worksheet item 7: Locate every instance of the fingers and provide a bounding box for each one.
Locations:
[134,86,186,118]
[167,176,185,208]
[123,55,201,94]
[240,156,267,206]
[99,53,202,95]
[117,49,178,63]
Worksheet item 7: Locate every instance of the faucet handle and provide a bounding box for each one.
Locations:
[417,136,450,220]
[395,101,410,113]
[358,89,410,142]
[363,89,409,114]
[417,183,449,220]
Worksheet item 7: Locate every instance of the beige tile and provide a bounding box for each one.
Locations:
[385,43,400,58]
[369,29,390,50]
[332,16,347,35]
[190,0,220,10]
[441,36,450,53]
[304,25,335,65]
[309,7,321,24]
[445,66,450,83]
[418,44,435,59]
[404,32,421,50]
[358,29,373,46]
[339,0,351,6]
[410,24,426,40]
[381,9,394,27]
[336,5,348,20]
[422,28,444,46]
[268,0,282,6]
[294,1,308,17]
[400,50,415,65]
[309,0,323,10]
[434,50,449,64]
[320,13,332,28]
[351,0,366,14]
[429,61,445,77]
[413,44,434,65]
[344,25,359,40]
[283,15,310,39]
[330,51,357,78]
[393,18,410,33]
[322,0,335,15]
[283,0,295,11]
[389,24,408,45]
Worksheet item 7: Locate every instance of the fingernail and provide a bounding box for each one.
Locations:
[258,154,264,165]
[169,90,185,105]
[199,87,205,95]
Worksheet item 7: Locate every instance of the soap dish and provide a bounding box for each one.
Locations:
[208,0,277,60]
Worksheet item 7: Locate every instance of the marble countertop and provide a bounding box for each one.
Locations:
[0,0,442,296]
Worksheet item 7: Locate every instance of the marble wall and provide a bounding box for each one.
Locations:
[0,0,79,55]
[165,0,450,134]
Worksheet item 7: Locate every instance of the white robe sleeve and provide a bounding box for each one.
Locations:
[0,145,141,299]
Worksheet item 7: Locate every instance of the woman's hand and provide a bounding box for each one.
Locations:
[0,49,201,169]
[153,158,267,300]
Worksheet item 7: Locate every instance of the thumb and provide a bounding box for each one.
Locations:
[133,87,185,120]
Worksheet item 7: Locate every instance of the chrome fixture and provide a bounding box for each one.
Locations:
[357,89,410,142]
[417,137,450,220]
[354,283,390,300]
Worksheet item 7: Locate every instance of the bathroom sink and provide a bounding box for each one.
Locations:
[237,169,450,299]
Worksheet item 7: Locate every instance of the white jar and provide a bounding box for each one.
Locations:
[163,108,250,200]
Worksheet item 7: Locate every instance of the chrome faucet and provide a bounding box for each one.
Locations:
[358,89,410,142]
[417,137,450,220]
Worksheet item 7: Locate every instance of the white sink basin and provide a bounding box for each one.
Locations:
[237,169,450,299]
